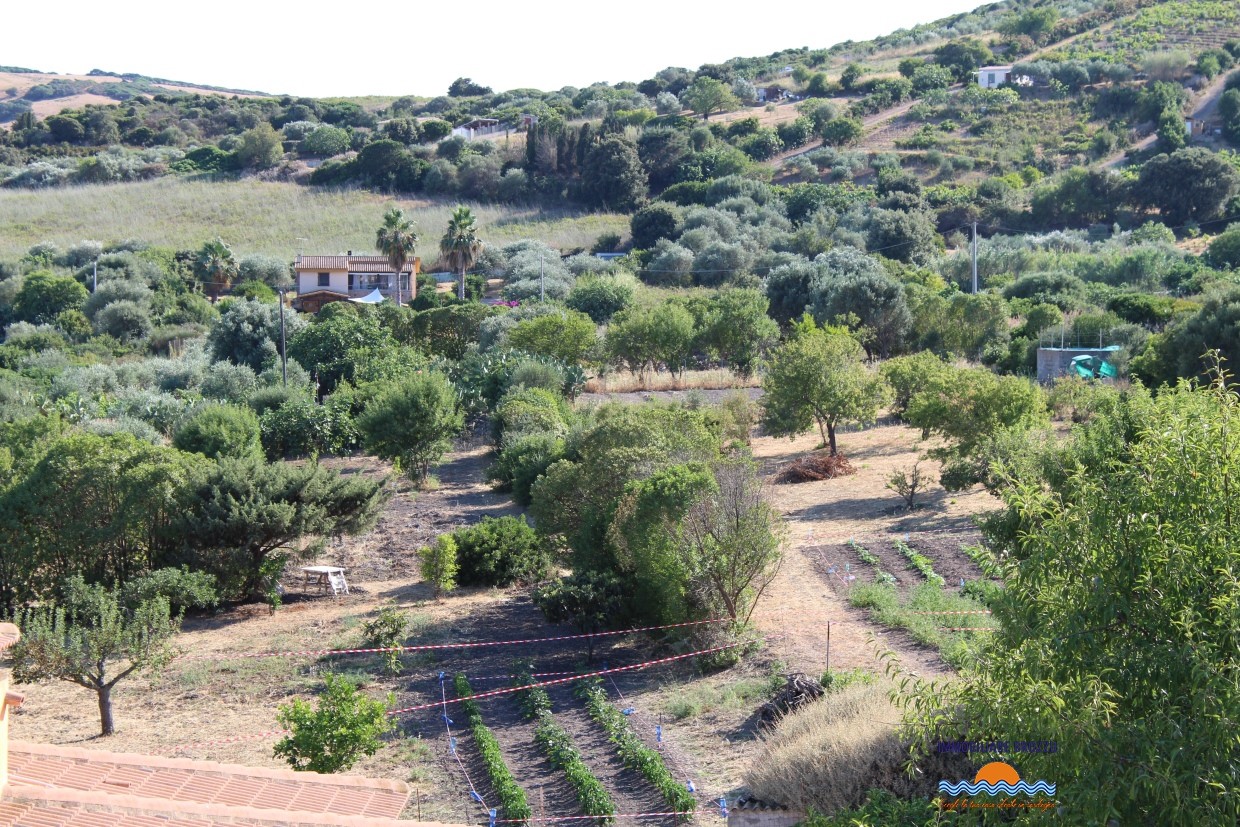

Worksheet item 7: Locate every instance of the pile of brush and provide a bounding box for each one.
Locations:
[777,452,855,483]
[758,673,826,724]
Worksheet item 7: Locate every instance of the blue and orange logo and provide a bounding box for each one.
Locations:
[939,761,1056,797]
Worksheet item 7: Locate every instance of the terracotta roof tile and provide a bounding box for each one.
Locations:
[0,621,20,652]
[7,742,413,824]
[295,255,419,273]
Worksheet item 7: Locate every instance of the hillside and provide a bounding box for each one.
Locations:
[0,69,271,124]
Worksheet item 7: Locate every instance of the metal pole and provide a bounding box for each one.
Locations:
[826,621,831,677]
[279,288,288,387]
[539,250,545,302]
[92,259,98,293]
[971,221,979,294]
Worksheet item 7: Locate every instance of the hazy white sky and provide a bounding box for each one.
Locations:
[9,0,982,98]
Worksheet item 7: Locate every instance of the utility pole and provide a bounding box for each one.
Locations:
[92,258,98,293]
[539,250,545,302]
[971,221,979,295]
[278,287,288,387]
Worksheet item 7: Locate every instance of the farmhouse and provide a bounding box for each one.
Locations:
[293,252,420,312]
[755,86,787,103]
[976,65,1013,88]
[451,117,503,140]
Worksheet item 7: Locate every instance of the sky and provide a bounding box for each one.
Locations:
[6,0,984,98]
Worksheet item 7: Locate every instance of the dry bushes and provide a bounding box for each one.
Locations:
[745,682,929,812]
[777,452,856,483]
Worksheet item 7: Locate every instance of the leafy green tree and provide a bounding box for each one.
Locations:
[812,268,912,358]
[274,674,394,773]
[11,576,180,736]
[448,77,492,97]
[934,38,994,82]
[439,206,483,302]
[194,237,239,299]
[0,432,202,612]
[208,298,303,372]
[1132,286,1240,386]
[903,377,1240,825]
[905,364,1046,487]
[679,76,740,120]
[1220,88,1240,144]
[93,300,152,343]
[1137,147,1240,225]
[361,606,408,675]
[375,207,418,306]
[760,321,888,455]
[234,123,284,169]
[607,302,696,377]
[418,535,458,600]
[630,202,680,249]
[1156,107,1188,152]
[818,117,863,146]
[356,372,463,482]
[535,571,625,661]
[176,458,386,600]
[582,136,648,211]
[1206,223,1240,268]
[696,288,779,376]
[13,271,88,324]
[507,309,597,364]
[1030,167,1129,227]
[173,403,263,460]
[566,274,636,323]
[301,125,351,157]
[450,515,550,587]
[287,310,392,395]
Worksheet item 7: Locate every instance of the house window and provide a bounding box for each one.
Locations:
[988,73,997,86]
[317,272,330,287]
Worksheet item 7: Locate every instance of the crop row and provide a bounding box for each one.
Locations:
[454,674,533,821]
[894,540,945,586]
[574,679,696,813]
[518,680,615,822]
[848,540,898,586]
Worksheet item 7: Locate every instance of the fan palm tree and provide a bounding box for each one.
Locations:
[193,237,238,300]
[375,207,418,306]
[440,206,483,301]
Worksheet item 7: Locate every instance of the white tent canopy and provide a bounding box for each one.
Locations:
[350,289,386,304]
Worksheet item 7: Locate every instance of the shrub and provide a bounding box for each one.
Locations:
[566,274,636,323]
[487,433,566,506]
[361,606,408,675]
[451,515,549,587]
[173,403,262,460]
[494,387,569,440]
[273,674,394,773]
[356,372,464,482]
[418,535,458,600]
[200,362,259,403]
[117,567,218,614]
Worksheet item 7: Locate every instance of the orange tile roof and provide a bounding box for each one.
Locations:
[4,741,435,827]
[295,256,419,272]
[0,622,18,653]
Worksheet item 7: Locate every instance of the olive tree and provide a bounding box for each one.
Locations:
[11,576,180,736]
[760,320,888,455]
[356,372,464,482]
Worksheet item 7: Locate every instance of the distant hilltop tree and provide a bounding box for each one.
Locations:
[449,77,493,97]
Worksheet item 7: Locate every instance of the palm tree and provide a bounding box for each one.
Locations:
[193,237,238,300]
[440,206,483,301]
[375,207,418,306]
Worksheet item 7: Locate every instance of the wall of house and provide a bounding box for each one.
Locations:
[296,270,348,295]
[1,624,20,800]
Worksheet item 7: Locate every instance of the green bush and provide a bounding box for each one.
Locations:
[357,372,464,482]
[362,607,408,675]
[117,567,218,614]
[487,432,566,506]
[274,674,394,773]
[454,675,532,820]
[418,535,458,599]
[173,403,262,460]
[493,387,570,441]
[451,515,550,587]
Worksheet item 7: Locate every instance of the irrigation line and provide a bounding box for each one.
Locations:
[442,672,490,815]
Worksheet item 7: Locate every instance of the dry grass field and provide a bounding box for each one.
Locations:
[0,177,630,259]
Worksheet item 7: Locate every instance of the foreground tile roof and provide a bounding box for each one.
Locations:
[2,741,439,827]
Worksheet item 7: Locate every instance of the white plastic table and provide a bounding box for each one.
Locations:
[301,566,349,595]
